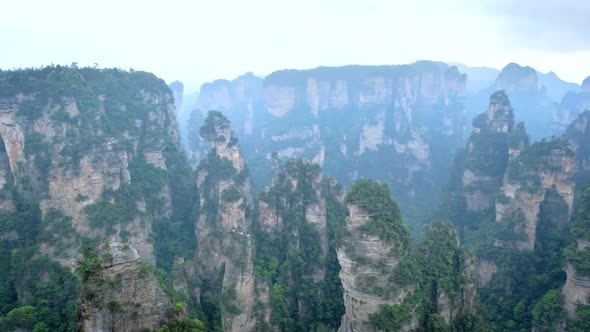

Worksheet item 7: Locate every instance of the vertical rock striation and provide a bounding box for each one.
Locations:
[195,111,256,331]
[0,66,193,331]
[462,90,514,213]
[195,62,468,227]
[336,180,414,332]
[78,242,171,332]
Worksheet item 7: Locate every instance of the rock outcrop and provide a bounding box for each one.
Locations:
[0,67,182,266]
[563,258,590,318]
[195,111,256,331]
[336,181,415,332]
[496,138,575,251]
[78,242,172,332]
[0,66,194,331]
[563,185,590,320]
[255,159,337,329]
[462,91,514,212]
[337,180,478,331]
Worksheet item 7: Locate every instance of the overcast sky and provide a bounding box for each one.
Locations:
[1,0,589,91]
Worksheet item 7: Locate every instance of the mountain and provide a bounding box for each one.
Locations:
[464,63,556,141]
[0,66,201,331]
[337,180,478,331]
[193,62,469,230]
[438,90,580,331]
[193,111,257,331]
[2,63,590,332]
[450,63,499,94]
[553,76,590,134]
[537,71,580,103]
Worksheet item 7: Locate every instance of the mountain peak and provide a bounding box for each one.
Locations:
[496,63,538,92]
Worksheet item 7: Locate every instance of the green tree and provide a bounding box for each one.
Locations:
[531,289,564,331]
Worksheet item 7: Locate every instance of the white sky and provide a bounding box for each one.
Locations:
[1,0,589,90]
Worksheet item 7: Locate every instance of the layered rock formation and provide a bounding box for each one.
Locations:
[443,90,575,252]
[196,62,468,225]
[562,177,590,321]
[461,91,515,213]
[337,180,477,331]
[0,67,181,265]
[78,242,171,332]
[254,159,343,330]
[563,256,590,318]
[440,89,581,330]
[195,111,256,331]
[0,66,193,331]
[336,180,414,331]
[496,138,575,250]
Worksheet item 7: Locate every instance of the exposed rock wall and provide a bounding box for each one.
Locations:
[562,176,590,319]
[255,159,332,328]
[0,67,188,330]
[495,140,575,251]
[563,258,590,318]
[196,62,468,226]
[462,91,514,212]
[0,68,180,267]
[337,204,416,332]
[195,111,256,331]
[78,242,171,332]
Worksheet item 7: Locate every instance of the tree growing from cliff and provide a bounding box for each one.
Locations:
[346,179,409,251]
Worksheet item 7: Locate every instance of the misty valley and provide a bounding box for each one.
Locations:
[0,61,589,332]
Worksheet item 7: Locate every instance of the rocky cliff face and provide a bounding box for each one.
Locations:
[184,107,209,166]
[253,159,344,330]
[337,182,417,332]
[438,89,579,330]
[0,67,180,265]
[169,81,184,116]
[0,66,193,331]
[337,180,477,331]
[562,185,590,321]
[337,203,416,332]
[496,138,575,251]
[78,242,172,332]
[195,111,256,331]
[196,62,468,226]
[563,256,590,318]
[461,91,514,213]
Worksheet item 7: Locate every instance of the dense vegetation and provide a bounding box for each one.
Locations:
[566,185,590,276]
[0,66,198,331]
[345,179,409,251]
[0,190,78,332]
[253,160,345,331]
[433,89,586,331]
[476,187,572,331]
[2,65,589,332]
